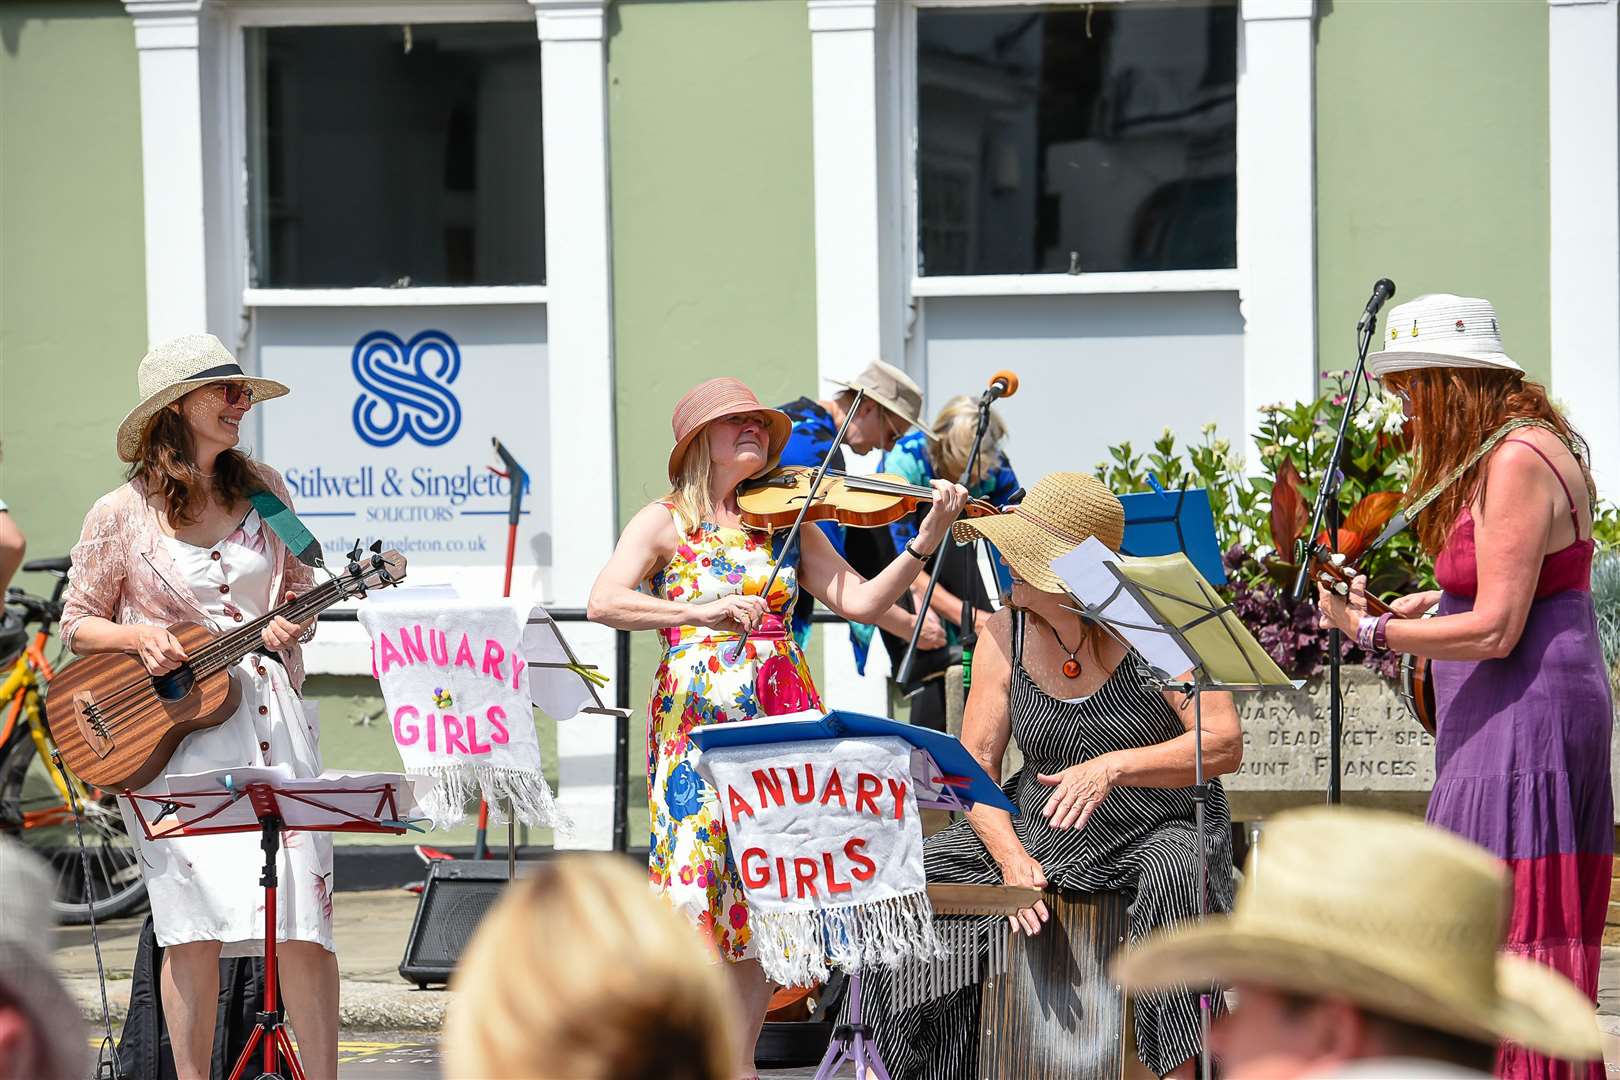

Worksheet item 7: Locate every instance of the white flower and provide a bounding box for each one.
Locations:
[1201,421,1218,437]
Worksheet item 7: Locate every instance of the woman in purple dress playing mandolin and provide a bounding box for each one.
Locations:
[1316,294,1612,1080]
[60,335,337,1080]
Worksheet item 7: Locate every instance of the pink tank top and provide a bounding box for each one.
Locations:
[1433,439,1593,598]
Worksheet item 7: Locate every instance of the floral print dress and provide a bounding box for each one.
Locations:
[647,503,823,960]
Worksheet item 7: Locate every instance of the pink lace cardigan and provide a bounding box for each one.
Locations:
[60,464,317,691]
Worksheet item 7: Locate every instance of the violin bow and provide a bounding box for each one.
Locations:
[726,388,865,664]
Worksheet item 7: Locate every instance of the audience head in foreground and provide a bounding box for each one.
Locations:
[0,836,87,1080]
[1115,806,1602,1078]
[444,853,736,1080]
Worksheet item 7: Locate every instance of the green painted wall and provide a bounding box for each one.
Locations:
[607,0,821,838]
[1315,0,1549,384]
[0,2,147,597]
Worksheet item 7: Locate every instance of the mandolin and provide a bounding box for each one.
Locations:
[737,466,1001,531]
[49,543,406,791]
[1308,550,1435,736]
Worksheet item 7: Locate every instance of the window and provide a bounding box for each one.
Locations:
[916,2,1237,277]
[246,23,545,289]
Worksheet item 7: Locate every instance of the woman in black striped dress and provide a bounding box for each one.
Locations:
[856,473,1243,1078]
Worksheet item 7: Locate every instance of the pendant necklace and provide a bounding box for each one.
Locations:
[1044,617,1084,679]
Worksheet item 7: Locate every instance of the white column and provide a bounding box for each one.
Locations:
[1550,0,1620,493]
[1237,0,1317,466]
[124,0,212,343]
[531,0,619,849]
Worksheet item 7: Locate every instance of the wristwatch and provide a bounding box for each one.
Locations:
[904,539,933,561]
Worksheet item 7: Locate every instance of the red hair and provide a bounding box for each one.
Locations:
[1384,368,1591,555]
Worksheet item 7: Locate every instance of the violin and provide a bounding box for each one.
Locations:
[736,466,999,531]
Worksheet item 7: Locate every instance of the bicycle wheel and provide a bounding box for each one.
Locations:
[0,730,148,923]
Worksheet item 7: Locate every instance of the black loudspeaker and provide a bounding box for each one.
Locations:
[399,859,525,988]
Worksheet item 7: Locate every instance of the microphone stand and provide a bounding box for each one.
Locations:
[1289,295,1382,806]
[897,397,994,688]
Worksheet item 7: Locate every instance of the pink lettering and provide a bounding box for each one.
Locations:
[399,625,428,666]
[482,639,507,682]
[391,705,420,746]
[465,714,493,755]
[377,634,406,676]
[486,705,510,745]
[428,629,449,666]
[442,714,469,755]
[454,634,477,670]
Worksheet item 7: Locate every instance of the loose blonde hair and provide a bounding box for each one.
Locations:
[444,855,735,1080]
[929,395,1007,489]
[661,434,716,535]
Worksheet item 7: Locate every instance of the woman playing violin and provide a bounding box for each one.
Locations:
[587,377,968,1080]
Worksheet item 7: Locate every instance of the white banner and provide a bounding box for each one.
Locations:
[358,595,576,832]
[698,736,939,987]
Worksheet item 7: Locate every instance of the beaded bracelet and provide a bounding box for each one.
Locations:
[1356,615,1379,651]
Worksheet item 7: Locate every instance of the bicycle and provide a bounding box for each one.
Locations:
[1,557,147,923]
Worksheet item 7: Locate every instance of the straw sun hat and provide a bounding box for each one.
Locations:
[0,835,89,1079]
[952,473,1125,593]
[116,334,289,461]
[826,359,925,430]
[667,377,792,484]
[1366,294,1525,379]
[1114,806,1602,1060]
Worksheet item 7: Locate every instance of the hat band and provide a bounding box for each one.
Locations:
[187,362,247,381]
[1011,504,1086,545]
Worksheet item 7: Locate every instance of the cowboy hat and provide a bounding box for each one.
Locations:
[951,473,1125,593]
[826,360,925,430]
[117,334,289,461]
[1366,294,1525,379]
[1113,806,1602,1060]
[667,377,792,484]
[0,835,89,1079]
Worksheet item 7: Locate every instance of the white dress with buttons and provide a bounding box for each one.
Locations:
[118,510,335,957]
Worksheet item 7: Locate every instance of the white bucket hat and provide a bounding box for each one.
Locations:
[0,836,90,1079]
[116,334,290,461]
[1114,806,1602,1060]
[1366,293,1524,378]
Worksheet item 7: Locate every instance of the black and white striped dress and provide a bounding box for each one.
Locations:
[849,609,1234,1078]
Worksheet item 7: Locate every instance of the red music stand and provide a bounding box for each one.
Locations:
[123,769,425,1080]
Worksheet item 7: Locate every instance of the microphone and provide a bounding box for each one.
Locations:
[1356,278,1397,332]
[979,370,1019,407]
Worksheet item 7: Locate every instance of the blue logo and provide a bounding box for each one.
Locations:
[351,329,462,447]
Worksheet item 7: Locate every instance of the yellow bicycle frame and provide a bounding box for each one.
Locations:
[0,636,90,813]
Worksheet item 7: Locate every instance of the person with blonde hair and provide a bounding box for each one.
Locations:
[445,855,736,1080]
[588,376,968,1078]
[877,394,1021,730]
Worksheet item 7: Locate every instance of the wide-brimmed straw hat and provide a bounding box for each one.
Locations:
[0,835,89,1079]
[1366,294,1525,379]
[952,473,1124,593]
[826,360,925,430]
[117,334,289,461]
[1114,806,1602,1060]
[667,377,792,484]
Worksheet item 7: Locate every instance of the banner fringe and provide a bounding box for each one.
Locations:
[749,891,942,988]
[413,764,573,836]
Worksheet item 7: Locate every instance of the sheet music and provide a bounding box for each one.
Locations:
[1050,537,1197,680]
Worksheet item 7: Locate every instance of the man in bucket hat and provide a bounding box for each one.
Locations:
[775,360,944,664]
[1113,806,1602,1078]
[0,835,89,1080]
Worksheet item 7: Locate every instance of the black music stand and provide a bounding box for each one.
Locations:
[123,770,424,1080]
[1050,542,1294,1080]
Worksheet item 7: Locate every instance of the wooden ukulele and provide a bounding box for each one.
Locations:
[1308,551,1435,736]
[50,543,406,790]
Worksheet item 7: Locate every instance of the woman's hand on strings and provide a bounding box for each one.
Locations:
[699,594,769,633]
[128,624,187,675]
[1036,759,1114,831]
[1315,573,1369,635]
[914,480,971,552]
[1390,589,1442,618]
[996,850,1050,935]
[262,591,311,653]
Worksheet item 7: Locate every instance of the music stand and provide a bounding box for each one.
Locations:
[1050,541,1294,1080]
[1117,481,1227,586]
[123,769,427,1080]
[690,710,1012,1080]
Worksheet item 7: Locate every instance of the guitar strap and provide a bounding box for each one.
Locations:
[1365,417,1572,555]
[247,489,326,568]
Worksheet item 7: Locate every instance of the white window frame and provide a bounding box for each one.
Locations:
[808,0,1317,460]
[123,0,620,846]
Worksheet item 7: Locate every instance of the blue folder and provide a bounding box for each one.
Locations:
[1117,483,1228,586]
[690,710,1017,815]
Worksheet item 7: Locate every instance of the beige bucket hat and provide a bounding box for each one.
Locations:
[1114,806,1602,1060]
[667,377,792,484]
[826,360,925,430]
[952,473,1124,593]
[117,334,289,461]
[0,835,89,1079]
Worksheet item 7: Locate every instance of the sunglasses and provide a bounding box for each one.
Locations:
[215,381,255,407]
